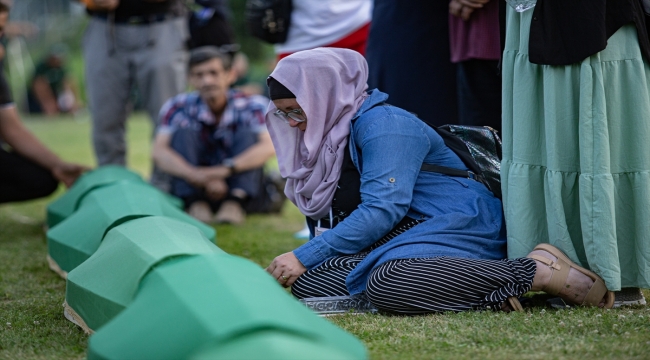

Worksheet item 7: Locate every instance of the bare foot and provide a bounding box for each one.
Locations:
[529,250,608,308]
[187,201,214,224]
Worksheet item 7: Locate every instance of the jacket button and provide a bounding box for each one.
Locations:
[389,178,396,183]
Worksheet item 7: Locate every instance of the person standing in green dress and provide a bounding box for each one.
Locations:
[501,0,650,306]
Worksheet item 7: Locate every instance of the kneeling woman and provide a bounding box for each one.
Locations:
[265,48,614,313]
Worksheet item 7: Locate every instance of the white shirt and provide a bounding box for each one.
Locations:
[275,0,372,54]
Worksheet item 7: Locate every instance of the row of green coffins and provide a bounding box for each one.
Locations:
[45,166,367,359]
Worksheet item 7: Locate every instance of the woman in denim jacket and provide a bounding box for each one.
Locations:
[264,48,614,313]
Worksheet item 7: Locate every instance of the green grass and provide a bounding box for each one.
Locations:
[1,112,649,360]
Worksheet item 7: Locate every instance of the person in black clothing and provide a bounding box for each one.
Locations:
[187,0,237,56]
[0,2,87,203]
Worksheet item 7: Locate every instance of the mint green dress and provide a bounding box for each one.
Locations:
[501,8,650,291]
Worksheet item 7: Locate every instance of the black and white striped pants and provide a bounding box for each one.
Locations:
[292,219,536,314]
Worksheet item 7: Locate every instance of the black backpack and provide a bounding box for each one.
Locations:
[421,125,503,199]
[245,0,293,44]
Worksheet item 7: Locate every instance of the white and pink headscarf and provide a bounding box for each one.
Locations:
[266,48,369,220]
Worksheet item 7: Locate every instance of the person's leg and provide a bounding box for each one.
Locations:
[168,127,216,223]
[291,254,364,298]
[365,257,537,314]
[0,148,58,204]
[135,18,188,129]
[83,18,132,166]
[134,18,189,191]
[213,128,264,223]
[456,59,502,133]
[366,0,458,127]
[220,128,264,200]
[291,217,424,298]
[26,89,43,114]
[168,127,209,204]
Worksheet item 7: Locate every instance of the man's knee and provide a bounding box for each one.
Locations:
[169,128,204,164]
[229,128,260,155]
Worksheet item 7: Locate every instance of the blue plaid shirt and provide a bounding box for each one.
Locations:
[157,89,269,150]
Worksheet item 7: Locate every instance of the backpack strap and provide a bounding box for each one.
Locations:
[420,163,486,184]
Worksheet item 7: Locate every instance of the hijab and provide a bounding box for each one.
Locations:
[266,47,369,220]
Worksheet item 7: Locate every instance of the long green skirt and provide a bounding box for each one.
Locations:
[502,8,650,291]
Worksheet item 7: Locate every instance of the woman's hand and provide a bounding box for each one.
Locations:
[266,252,306,288]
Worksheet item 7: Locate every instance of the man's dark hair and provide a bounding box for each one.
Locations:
[188,46,232,71]
[0,3,10,13]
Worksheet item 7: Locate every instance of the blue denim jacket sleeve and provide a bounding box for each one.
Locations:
[293,107,432,269]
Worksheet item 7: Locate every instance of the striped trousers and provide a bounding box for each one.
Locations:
[292,219,536,314]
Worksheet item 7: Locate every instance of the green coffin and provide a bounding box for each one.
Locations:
[65,216,223,332]
[189,331,362,360]
[46,165,183,228]
[87,253,367,360]
[47,182,216,276]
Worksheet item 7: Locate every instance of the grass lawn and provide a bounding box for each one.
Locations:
[1,112,649,360]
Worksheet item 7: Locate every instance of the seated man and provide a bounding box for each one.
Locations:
[153,46,276,225]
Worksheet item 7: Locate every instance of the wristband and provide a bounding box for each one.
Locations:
[222,158,236,174]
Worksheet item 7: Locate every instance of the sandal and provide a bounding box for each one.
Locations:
[528,244,615,309]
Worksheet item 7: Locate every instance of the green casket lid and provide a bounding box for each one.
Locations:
[46,166,182,228]
[47,181,215,275]
[66,216,223,332]
[87,253,367,360]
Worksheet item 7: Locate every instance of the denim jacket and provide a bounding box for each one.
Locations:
[293,89,506,295]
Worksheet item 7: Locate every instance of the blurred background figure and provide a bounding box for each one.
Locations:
[80,0,188,188]
[448,0,501,133]
[230,52,263,95]
[275,0,371,60]
[188,0,238,54]
[152,47,276,225]
[0,0,88,204]
[26,44,82,116]
[366,0,457,127]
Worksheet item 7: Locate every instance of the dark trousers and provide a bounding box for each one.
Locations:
[456,59,502,133]
[366,0,458,127]
[0,147,58,204]
[169,127,264,210]
[188,13,236,52]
